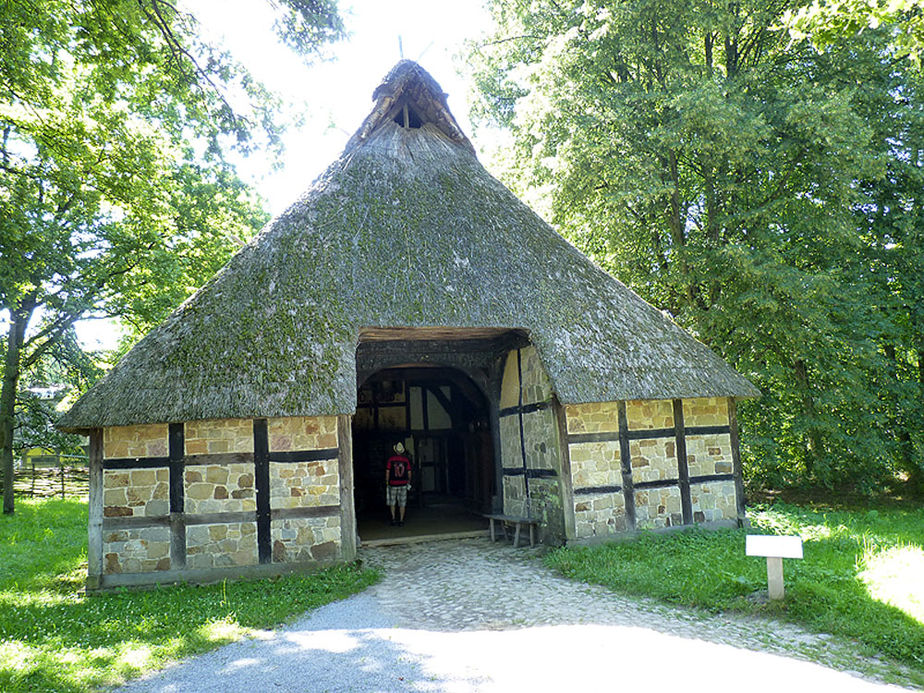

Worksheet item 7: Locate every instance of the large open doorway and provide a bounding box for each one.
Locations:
[352,365,494,543]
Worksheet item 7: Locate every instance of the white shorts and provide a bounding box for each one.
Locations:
[386,485,408,507]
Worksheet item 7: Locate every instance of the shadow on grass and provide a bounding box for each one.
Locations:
[0,499,379,693]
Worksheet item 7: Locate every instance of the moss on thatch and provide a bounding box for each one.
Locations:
[58,61,757,432]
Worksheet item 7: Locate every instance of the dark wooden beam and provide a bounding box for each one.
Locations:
[689,473,736,484]
[268,449,339,464]
[516,349,531,513]
[273,505,340,521]
[574,484,623,495]
[253,419,271,564]
[502,467,558,478]
[617,401,637,530]
[498,400,552,418]
[184,452,254,466]
[103,456,171,470]
[566,424,731,446]
[673,400,693,525]
[168,423,186,569]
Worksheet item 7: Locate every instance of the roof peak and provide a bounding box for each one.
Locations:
[345,60,475,154]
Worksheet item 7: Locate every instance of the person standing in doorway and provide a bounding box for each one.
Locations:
[386,442,412,526]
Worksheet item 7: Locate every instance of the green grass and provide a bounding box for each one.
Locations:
[546,502,924,681]
[0,498,380,692]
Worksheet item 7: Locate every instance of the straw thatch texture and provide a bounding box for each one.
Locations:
[59,62,757,432]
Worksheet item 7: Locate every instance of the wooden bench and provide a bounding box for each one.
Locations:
[484,513,539,548]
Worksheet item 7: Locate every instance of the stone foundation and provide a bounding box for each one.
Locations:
[186,521,258,569]
[93,414,346,589]
[635,486,684,529]
[103,526,171,573]
[691,480,737,523]
[565,396,743,542]
[271,517,341,563]
[574,491,628,538]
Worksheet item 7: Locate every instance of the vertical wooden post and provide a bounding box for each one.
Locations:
[253,419,271,564]
[338,414,357,559]
[767,556,785,600]
[86,430,103,590]
[616,402,636,531]
[673,399,693,525]
[487,369,504,513]
[168,423,187,569]
[554,399,576,542]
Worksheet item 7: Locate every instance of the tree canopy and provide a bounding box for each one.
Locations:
[0,0,344,512]
[469,0,923,494]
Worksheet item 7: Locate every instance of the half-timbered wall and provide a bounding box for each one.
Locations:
[498,346,566,542]
[565,397,743,540]
[93,415,345,589]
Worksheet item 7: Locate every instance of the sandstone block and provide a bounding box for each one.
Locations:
[104,488,127,506]
[206,466,229,484]
[186,483,213,500]
[104,472,130,488]
[130,470,156,486]
[144,500,169,517]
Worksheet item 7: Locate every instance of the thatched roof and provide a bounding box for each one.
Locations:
[59,61,757,432]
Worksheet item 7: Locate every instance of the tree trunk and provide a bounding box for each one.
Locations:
[793,358,823,478]
[1,310,27,514]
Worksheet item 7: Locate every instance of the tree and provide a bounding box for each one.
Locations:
[783,0,924,68]
[469,0,922,492]
[0,0,344,513]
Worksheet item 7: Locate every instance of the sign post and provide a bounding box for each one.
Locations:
[745,535,803,600]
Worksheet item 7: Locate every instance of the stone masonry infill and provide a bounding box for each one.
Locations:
[359,538,916,687]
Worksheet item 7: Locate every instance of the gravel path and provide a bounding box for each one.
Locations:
[120,538,915,692]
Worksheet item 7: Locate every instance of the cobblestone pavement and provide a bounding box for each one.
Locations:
[361,538,909,675]
[122,537,916,692]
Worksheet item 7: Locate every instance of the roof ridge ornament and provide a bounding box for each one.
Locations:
[345,60,475,154]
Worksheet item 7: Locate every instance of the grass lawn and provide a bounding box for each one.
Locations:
[0,498,379,692]
[546,502,924,683]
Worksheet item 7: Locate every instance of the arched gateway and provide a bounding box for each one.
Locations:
[58,62,758,590]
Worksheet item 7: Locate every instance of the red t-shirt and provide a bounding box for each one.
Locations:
[386,455,410,486]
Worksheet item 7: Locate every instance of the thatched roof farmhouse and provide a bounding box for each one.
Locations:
[61,61,757,590]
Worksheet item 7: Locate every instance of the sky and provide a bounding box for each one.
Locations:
[76,0,498,350]
[191,0,497,214]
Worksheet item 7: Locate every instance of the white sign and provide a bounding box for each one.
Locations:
[746,535,803,559]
